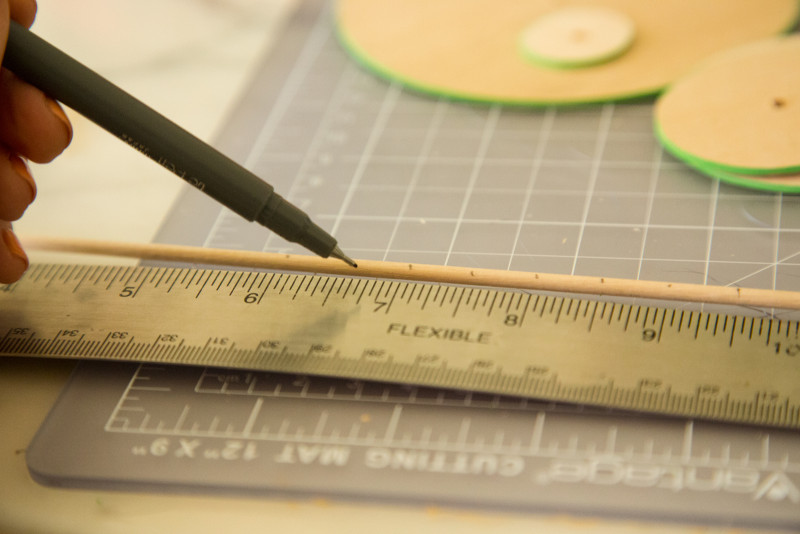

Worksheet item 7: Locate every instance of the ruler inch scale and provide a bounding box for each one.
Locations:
[2,263,799,429]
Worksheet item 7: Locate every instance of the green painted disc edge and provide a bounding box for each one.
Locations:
[690,162,800,194]
[654,118,800,176]
[656,120,800,192]
[665,143,800,194]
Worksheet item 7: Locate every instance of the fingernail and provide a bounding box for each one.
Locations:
[2,228,29,270]
[46,98,73,143]
[9,154,36,200]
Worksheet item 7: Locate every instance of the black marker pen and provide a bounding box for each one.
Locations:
[3,21,356,267]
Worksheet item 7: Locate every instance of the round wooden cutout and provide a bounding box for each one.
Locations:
[656,35,800,175]
[335,0,799,105]
[519,6,636,69]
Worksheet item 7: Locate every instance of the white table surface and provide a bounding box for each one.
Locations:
[1,2,792,532]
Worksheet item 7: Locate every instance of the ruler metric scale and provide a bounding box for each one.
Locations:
[2,263,799,428]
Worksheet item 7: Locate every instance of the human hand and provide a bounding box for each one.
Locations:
[0,0,72,284]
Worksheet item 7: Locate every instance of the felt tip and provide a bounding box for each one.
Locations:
[330,246,357,268]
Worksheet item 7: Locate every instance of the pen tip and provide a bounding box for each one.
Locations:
[330,246,358,268]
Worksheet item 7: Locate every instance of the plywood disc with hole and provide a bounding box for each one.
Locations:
[335,0,799,105]
[656,35,800,175]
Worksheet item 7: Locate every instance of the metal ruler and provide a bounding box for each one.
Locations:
[2,263,799,428]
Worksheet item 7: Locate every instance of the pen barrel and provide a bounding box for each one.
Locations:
[3,21,273,223]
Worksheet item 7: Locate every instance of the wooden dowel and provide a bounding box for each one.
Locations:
[21,235,800,310]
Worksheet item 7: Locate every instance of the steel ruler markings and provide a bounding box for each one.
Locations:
[25,362,800,528]
[3,263,799,428]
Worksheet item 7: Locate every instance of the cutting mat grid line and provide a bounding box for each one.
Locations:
[193,8,800,299]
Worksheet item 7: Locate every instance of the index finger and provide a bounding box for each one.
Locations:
[9,0,37,28]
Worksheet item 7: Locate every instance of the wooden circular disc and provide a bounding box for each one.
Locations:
[656,35,800,175]
[335,0,799,105]
[519,6,636,69]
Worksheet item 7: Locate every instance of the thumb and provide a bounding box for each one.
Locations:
[0,220,29,284]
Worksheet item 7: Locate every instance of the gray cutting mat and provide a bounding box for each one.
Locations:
[27,362,800,528]
[27,0,800,529]
[155,1,800,302]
